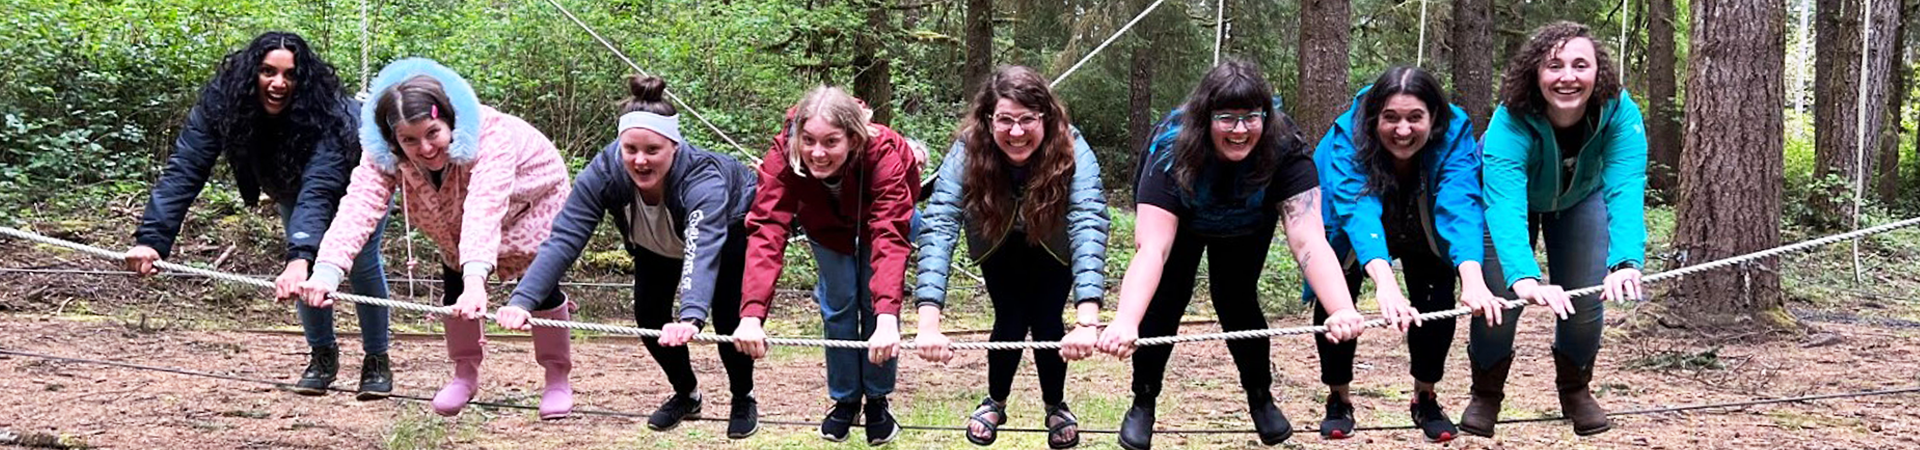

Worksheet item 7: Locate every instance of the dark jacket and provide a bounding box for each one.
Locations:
[133,98,361,263]
[509,141,756,321]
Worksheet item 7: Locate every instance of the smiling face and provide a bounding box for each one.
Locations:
[1375,93,1433,162]
[990,98,1046,166]
[257,49,295,115]
[797,117,853,177]
[620,127,678,198]
[1537,37,1599,120]
[393,118,453,171]
[1209,108,1264,162]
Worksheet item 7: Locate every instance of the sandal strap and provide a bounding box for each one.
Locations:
[1045,404,1079,432]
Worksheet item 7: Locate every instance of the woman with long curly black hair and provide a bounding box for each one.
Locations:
[126,31,396,400]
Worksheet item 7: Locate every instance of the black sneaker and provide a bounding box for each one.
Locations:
[864,396,901,446]
[355,353,392,401]
[647,392,703,431]
[727,394,760,439]
[291,346,338,396]
[1320,396,1356,440]
[820,398,860,442]
[1249,400,1293,445]
[1410,391,1459,442]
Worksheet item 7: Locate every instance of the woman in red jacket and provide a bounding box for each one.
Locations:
[731,86,920,446]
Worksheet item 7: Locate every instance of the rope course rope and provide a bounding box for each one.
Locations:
[4,217,1919,350]
[1051,0,1168,89]
[3,348,1913,436]
[538,0,759,165]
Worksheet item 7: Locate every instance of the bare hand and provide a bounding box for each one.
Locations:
[1602,267,1644,302]
[914,330,953,364]
[274,260,310,301]
[1460,283,1505,325]
[495,305,532,331]
[297,279,338,308]
[1513,279,1572,320]
[1096,323,1140,359]
[868,316,901,365]
[660,321,699,347]
[450,288,488,321]
[1322,308,1366,343]
[1375,287,1418,333]
[124,246,161,276]
[1061,325,1100,361]
[733,318,768,359]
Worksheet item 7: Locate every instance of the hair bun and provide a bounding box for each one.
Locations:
[629,75,667,103]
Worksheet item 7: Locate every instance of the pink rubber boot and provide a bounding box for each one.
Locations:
[431,315,485,416]
[530,302,575,420]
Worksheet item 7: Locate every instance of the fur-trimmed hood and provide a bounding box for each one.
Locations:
[358,57,483,173]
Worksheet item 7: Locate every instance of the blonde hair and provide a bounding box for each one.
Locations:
[786,85,872,178]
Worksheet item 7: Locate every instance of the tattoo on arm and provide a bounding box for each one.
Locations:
[1280,187,1324,268]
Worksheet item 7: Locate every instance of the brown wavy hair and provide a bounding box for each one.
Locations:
[1497,21,1622,116]
[958,65,1076,243]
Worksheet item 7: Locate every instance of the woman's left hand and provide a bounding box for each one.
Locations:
[868,315,901,365]
[1602,267,1644,302]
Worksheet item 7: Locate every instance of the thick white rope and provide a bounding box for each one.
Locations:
[6,217,1918,350]
[1416,0,1428,67]
[539,0,759,165]
[1051,0,1168,89]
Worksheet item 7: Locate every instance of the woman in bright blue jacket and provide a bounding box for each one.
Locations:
[912,65,1109,449]
[1461,21,1648,438]
[1309,66,1492,443]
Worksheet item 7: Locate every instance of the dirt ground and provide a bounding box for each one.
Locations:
[1,304,1916,450]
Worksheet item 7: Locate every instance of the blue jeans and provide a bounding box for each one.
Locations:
[807,213,922,402]
[278,201,393,354]
[1470,192,1608,370]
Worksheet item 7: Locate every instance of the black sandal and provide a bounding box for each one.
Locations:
[966,397,1006,446]
[1046,402,1082,449]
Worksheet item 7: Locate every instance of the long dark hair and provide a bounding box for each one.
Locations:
[1497,21,1622,116]
[1169,60,1291,195]
[957,65,1075,243]
[197,31,352,200]
[1354,66,1453,196]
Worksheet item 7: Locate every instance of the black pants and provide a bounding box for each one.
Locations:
[441,266,565,310]
[977,232,1072,406]
[1132,224,1278,408]
[1313,246,1457,386]
[634,222,755,397]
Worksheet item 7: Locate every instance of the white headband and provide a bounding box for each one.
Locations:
[618,111,683,146]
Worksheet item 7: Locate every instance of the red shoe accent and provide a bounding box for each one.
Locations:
[1436,431,1454,442]
[1329,430,1347,439]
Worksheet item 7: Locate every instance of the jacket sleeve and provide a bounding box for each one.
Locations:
[861,135,917,317]
[739,138,799,319]
[1318,121,1391,268]
[454,123,522,278]
[509,147,616,311]
[912,140,968,310]
[672,154,739,323]
[313,151,401,281]
[286,113,362,263]
[1480,106,1544,288]
[1600,96,1651,270]
[133,104,222,258]
[1066,129,1110,305]
[1434,114,1487,267]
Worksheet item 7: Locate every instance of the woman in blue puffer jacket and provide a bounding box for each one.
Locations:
[911,65,1109,449]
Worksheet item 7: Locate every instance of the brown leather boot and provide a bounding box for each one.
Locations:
[1554,350,1612,435]
[1458,354,1511,437]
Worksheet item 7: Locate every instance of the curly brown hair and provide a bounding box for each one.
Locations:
[958,65,1076,244]
[1497,21,1622,116]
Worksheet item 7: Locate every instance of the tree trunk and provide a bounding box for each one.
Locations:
[1450,0,1494,135]
[1876,2,1912,204]
[854,4,895,125]
[1125,31,1154,186]
[1670,0,1787,328]
[1297,0,1351,145]
[963,0,994,97]
[1812,0,1898,229]
[1646,0,1683,195]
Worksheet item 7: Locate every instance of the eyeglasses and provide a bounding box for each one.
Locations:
[992,113,1045,131]
[1212,111,1267,129]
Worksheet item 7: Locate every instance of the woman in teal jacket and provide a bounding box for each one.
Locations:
[1309,66,1493,443]
[1462,21,1648,438]
[912,65,1109,448]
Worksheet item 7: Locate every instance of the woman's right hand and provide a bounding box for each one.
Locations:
[297,279,338,309]
[495,305,532,331]
[124,245,161,276]
[914,329,953,364]
[1096,323,1140,359]
[733,317,769,359]
[1375,285,1418,333]
[1512,278,1572,320]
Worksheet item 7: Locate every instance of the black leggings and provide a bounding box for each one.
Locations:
[1313,247,1458,386]
[441,266,565,310]
[634,223,755,397]
[977,232,1072,406]
[1132,225,1278,408]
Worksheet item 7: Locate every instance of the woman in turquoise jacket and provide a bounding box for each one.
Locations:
[912,65,1109,448]
[1461,21,1648,438]
[1309,66,1493,443]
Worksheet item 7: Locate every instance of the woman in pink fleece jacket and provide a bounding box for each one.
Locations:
[296,58,574,419]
